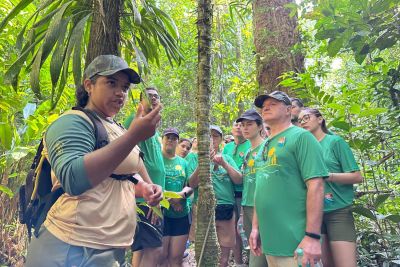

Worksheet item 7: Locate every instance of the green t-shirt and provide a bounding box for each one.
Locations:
[222,140,251,192]
[124,114,165,202]
[241,143,263,207]
[254,126,329,256]
[212,154,239,205]
[185,152,199,203]
[163,156,190,218]
[320,134,360,212]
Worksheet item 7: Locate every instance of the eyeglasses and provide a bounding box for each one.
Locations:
[165,135,178,141]
[147,93,160,99]
[297,114,311,124]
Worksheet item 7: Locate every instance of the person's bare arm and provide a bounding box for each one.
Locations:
[327,171,363,184]
[84,104,161,187]
[296,178,324,266]
[188,167,200,188]
[249,204,262,256]
[213,155,242,184]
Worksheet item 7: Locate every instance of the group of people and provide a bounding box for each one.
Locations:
[24,55,363,267]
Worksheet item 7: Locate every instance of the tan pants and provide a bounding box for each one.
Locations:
[266,255,297,267]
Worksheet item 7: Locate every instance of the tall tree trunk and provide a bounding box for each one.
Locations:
[252,0,303,94]
[86,0,122,65]
[195,0,220,266]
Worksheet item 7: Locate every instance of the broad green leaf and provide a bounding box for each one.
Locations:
[355,52,367,65]
[354,44,369,64]
[164,191,182,199]
[359,107,387,117]
[30,47,44,98]
[0,185,14,198]
[41,2,73,63]
[375,34,397,51]
[327,103,345,110]
[315,29,338,40]
[52,14,91,109]
[50,18,69,88]
[331,120,350,131]
[352,205,376,220]
[374,193,391,209]
[350,104,361,114]
[327,37,344,57]
[160,199,170,209]
[0,123,13,150]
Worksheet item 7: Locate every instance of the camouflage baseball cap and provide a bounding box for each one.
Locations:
[254,91,291,108]
[83,55,141,84]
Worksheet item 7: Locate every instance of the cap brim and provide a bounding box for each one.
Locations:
[98,68,141,84]
[163,132,179,138]
[236,115,260,123]
[254,95,269,108]
[210,128,222,135]
[254,94,289,107]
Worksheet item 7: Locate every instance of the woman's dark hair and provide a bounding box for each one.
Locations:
[291,98,304,108]
[255,119,262,126]
[303,108,328,133]
[179,138,192,149]
[76,76,99,107]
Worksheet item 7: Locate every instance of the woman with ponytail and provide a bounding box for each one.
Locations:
[298,108,363,267]
[26,55,163,267]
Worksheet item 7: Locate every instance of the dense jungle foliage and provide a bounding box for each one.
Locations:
[0,0,399,266]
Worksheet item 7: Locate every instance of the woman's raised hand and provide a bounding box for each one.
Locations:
[128,103,162,142]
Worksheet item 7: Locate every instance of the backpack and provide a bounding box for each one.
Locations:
[18,107,139,240]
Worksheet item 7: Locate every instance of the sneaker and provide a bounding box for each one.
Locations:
[183,250,189,259]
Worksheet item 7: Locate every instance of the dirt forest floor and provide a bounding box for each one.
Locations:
[182,245,249,267]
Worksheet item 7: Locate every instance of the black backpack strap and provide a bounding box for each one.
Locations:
[110,174,139,184]
[72,107,140,185]
[72,107,109,149]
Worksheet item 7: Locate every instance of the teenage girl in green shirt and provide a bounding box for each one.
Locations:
[159,128,193,267]
[236,109,268,267]
[298,108,363,267]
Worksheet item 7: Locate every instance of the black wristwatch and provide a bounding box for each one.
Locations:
[305,231,321,240]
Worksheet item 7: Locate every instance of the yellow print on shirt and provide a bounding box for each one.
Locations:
[267,147,277,166]
[247,159,256,174]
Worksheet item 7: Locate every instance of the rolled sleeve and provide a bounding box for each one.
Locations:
[45,114,96,195]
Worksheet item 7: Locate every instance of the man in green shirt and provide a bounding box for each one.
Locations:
[222,122,251,266]
[124,87,165,267]
[249,91,328,267]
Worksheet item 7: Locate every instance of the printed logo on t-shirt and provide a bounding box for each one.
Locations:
[267,147,277,166]
[278,137,286,147]
[324,193,334,205]
[247,159,256,174]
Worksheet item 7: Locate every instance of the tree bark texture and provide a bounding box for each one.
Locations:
[86,0,122,66]
[195,0,220,266]
[252,0,303,95]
